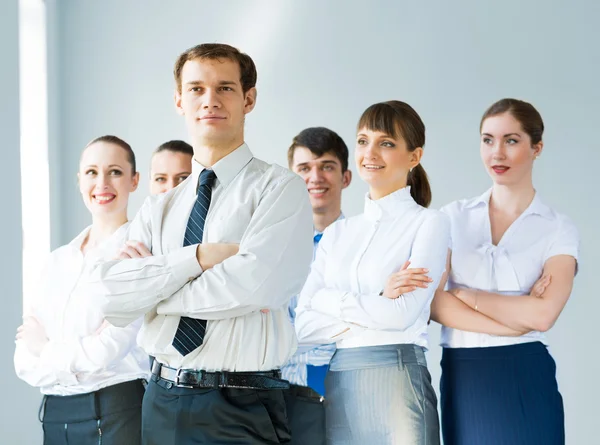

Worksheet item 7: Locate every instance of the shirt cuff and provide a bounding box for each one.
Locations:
[38,341,79,386]
[311,288,345,318]
[166,244,203,285]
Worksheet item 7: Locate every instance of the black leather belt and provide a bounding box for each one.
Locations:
[151,361,289,390]
[288,384,325,402]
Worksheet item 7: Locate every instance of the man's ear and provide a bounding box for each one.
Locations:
[342,170,352,189]
[243,87,257,115]
[174,90,184,116]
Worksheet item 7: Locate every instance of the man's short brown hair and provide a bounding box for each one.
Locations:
[288,127,349,172]
[174,43,257,94]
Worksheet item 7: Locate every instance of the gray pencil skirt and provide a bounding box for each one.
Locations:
[325,344,440,445]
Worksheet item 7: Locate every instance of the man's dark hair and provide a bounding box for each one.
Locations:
[287,127,349,172]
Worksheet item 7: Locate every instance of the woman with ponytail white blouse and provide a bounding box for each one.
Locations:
[296,101,448,445]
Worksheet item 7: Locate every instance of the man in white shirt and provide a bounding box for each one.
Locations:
[283,127,351,445]
[87,43,313,444]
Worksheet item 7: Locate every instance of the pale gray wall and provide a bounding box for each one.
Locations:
[45,0,599,443]
[1,0,43,442]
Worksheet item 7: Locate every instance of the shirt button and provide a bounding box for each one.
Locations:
[166,382,173,389]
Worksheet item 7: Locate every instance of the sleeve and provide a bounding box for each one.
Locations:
[311,212,450,330]
[33,318,144,375]
[439,202,453,250]
[14,342,79,388]
[85,196,203,327]
[543,216,580,272]
[13,259,79,388]
[156,175,314,319]
[286,343,336,366]
[295,226,359,344]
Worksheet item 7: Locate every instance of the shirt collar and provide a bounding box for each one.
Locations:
[70,225,92,249]
[191,143,254,188]
[364,186,415,222]
[464,187,553,219]
[68,223,129,251]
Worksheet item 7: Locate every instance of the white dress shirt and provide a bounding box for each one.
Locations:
[440,188,580,348]
[14,223,150,396]
[295,187,450,350]
[85,144,314,372]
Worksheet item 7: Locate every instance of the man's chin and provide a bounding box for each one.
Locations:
[310,200,334,213]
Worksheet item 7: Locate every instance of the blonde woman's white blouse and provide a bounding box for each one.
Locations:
[14,223,150,396]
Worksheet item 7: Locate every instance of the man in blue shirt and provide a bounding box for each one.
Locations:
[283,127,352,444]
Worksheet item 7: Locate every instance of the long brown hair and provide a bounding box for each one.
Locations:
[357,101,431,207]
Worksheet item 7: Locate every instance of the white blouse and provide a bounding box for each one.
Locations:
[440,189,580,348]
[14,223,150,396]
[295,187,450,350]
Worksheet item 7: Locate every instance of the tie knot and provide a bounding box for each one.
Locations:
[314,233,323,244]
[199,169,217,188]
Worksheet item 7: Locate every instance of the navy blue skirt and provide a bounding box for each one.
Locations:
[440,341,564,445]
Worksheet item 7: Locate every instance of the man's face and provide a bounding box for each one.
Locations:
[175,58,256,149]
[291,146,351,214]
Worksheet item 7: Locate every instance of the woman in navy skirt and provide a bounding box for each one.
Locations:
[15,136,149,444]
[431,98,579,445]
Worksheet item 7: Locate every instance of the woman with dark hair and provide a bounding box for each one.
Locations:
[432,99,579,445]
[15,135,149,444]
[149,140,194,195]
[296,101,448,444]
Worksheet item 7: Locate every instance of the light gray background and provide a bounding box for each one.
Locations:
[4,0,599,442]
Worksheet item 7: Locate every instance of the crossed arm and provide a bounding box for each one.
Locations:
[296,213,449,343]
[87,177,314,326]
[14,313,143,388]
[430,252,577,334]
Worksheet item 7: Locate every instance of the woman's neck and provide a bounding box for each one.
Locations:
[490,181,535,216]
[83,214,127,251]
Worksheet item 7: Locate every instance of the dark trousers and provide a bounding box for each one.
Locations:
[142,374,291,444]
[41,379,145,445]
[282,385,325,445]
[441,342,565,445]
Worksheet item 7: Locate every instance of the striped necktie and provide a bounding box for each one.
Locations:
[172,168,217,356]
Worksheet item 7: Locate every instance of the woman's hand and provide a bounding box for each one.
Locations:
[531,274,551,297]
[16,316,49,357]
[116,240,153,259]
[382,261,433,300]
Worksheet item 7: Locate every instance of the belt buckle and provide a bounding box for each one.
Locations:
[174,368,194,388]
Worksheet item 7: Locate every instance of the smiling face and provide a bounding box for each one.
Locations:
[291,146,351,214]
[150,150,193,195]
[480,112,543,187]
[355,128,422,200]
[78,141,139,220]
[175,57,256,154]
